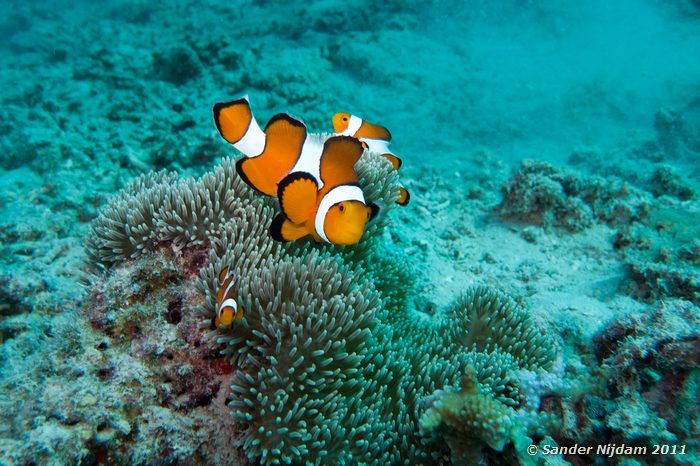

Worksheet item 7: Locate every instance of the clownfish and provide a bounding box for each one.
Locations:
[269,136,379,245]
[332,112,410,206]
[212,267,244,329]
[213,96,379,245]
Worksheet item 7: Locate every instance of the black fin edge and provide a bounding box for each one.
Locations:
[323,135,365,153]
[235,157,265,196]
[369,202,380,221]
[383,125,393,142]
[385,154,402,170]
[265,113,306,131]
[269,214,288,242]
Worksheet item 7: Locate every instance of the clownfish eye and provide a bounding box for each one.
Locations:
[342,116,348,122]
[339,204,345,212]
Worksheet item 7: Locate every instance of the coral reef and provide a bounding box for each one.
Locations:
[4,2,698,465]
[74,153,558,464]
[499,160,649,231]
[0,250,246,465]
[654,106,700,159]
[199,228,556,464]
[152,44,202,86]
[546,299,700,466]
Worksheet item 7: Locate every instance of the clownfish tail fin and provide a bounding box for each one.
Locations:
[213,96,253,144]
[383,153,402,170]
[396,187,410,206]
[270,214,310,242]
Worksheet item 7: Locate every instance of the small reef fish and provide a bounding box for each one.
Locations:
[212,267,244,329]
[332,112,410,206]
[213,96,379,245]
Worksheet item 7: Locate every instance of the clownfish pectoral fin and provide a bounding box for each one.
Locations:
[269,214,310,242]
[383,153,402,170]
[277,172,318,225]
[319,136,364,190]
[396,187,410,206]
[235,113,307,196]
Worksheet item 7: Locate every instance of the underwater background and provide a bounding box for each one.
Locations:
[1,0,699,464]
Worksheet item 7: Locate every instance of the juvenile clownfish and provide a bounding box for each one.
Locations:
[332,112,410,206]
[213,97,379,245]
[212,267,244,329]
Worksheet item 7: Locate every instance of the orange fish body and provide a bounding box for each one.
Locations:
[213,97,379,245]
[213,267,244,329]
[332,112,410,206]
[269,137,379,245]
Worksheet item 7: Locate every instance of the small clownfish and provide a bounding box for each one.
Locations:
[212,267,244,329]
[213,97,379,245]
[332,112,410,206]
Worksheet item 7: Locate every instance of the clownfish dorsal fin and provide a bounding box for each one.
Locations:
[277,172,318,225]
[269,214,310,242]
[235,113,306,196]
[319,136,364,193]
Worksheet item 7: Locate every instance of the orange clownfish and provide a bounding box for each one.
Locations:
[269,137,380,245]
[332,112,410,206]
[212,267,244,329]
[213,96,379,245]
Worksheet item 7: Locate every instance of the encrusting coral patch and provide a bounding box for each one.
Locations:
[419,365,542,466]
[85,143,557,463]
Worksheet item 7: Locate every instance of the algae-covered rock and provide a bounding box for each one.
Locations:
[499,160,649,231]
[587,300,699,460]
[616,205,700,304]
[649,165,696,200]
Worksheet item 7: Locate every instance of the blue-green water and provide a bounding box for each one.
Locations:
[1,1,698,464]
